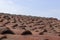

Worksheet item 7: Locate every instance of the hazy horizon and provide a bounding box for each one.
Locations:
[0,0,60,19]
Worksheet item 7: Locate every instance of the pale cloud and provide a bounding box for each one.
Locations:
[0,0,15,13]
[0,0,14,5]
[0,0,60,19]
[0,0,31,15]
[0,0,35,16]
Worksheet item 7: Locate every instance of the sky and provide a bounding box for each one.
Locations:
[0,0,60,19]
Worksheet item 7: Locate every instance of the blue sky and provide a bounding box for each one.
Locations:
[0,0,60,19]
